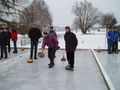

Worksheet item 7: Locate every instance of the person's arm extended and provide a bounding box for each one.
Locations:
[42,38,46,51]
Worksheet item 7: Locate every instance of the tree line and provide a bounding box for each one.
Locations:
[73,0,118,34]
[0,0,52,34]
[0,0,119,34]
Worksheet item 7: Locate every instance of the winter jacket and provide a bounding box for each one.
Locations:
[64,31,78,52]
[0,32,9,46]
[113,31,120,41]
[11,30,18,41]
[106,30,114,41]
[28,28,42,42]
[6,31,11,41]
[42,34,58,48]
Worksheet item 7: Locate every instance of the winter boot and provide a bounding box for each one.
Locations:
[65,65,74,71]
[49,63,55,68]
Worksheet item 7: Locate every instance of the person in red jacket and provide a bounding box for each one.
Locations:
[11,25,18,53]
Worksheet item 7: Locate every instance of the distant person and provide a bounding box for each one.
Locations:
[28,25,42,63]
[6,28,11,53]
[106,27,114,54]
[112,27,120,53]
[0,28,8,59]
[11,25,18,53]
[64,26,78,71]
[49,26,57,37]
[42,31,58,68]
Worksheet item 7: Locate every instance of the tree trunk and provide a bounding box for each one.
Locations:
[81,29,87,34]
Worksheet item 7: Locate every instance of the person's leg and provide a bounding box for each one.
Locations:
[110,41,113,53]
[115,41,118,53]
[30,41,34,59]
[48,48,52,65]
[1,46,3,58]
[48,48,55,68]
[0,46,1,59]
[69,52,75,68]
[48,48,51,60]
[8,41,11,53]
[66,52,71,65]
[34,42,38,59]
[112,41,115,53]
[108,40,112,54]
[107,40,110,54]
[116,41,118,51]
[13,41,17,53]
[3,46,7,59]
[48,48,54,63]
[65,52,74,71]
[50,48,56,64]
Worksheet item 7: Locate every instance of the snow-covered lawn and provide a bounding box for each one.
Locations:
[13,31,120,49]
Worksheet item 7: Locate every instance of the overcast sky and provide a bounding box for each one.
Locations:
[30,0,120,27]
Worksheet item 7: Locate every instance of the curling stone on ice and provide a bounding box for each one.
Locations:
[38,52,45,58]
[27,58,33,63]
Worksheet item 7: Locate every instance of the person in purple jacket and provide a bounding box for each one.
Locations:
[42,31,58,68]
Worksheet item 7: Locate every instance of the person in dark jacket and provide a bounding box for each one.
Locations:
[49,26,60,57]
[11,26,18,53]
[64,26,78,71]
[0,28,8,59]
[106,27,114,54]
[28,25,42,63]
[49,26,57,37]
[0,28,2,59]
[112,27,120,53]
[5,28,11,53]
[42,31,58,68]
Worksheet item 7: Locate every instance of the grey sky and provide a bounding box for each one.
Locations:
[30,0,120,27]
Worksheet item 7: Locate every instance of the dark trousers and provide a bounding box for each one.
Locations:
[13,40,17,53]
[48,48,56,63]
[66,52,75,68]
[7,41,11,52]
[107,40,113,54]
[112,41,118,52]
[1,45,7,58]
[30,41,38,59]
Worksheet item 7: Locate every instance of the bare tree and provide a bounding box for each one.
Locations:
[101,13,117,28]
[19,0,52,34]
[0,0,27,25]
[73,1,102,34]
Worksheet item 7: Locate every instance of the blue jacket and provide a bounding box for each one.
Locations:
[113,31,120,41]
[107,30,114,41]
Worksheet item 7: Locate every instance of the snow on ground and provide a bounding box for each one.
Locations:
[13,30,120,49]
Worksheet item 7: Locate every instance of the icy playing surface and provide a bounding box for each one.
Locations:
[96,51,120,90]
[0,50,107,90]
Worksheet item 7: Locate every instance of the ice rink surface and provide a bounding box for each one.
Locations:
[96,51,120,90]
[0,50,108,90]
